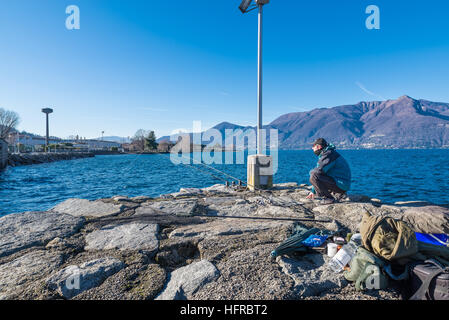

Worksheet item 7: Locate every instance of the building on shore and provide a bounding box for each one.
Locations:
[6,133,122,153]
[76,139,122,152]
[0,139,7,170]
[6,133,62,153]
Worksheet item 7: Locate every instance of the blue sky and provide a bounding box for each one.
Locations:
[1,0,449,139]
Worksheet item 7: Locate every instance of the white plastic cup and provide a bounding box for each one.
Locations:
[327,243,338,258]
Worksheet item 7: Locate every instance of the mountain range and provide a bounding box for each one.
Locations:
[157,96,449,149]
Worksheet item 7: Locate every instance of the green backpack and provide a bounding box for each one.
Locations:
[344,246,389,291]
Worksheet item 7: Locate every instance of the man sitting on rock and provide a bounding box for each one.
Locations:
[306,138,351,204]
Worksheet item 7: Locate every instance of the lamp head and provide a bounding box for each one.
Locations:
[42,108,53,114]
[239,0,253,13]
[239,0,269,14]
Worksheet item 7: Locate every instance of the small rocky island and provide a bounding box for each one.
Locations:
[0,183,447,300]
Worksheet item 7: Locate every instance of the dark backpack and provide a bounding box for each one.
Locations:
[408,259,449,300]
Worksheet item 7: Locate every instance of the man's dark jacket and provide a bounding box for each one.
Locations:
[310,144,351,194]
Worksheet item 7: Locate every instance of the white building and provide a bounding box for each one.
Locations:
[7,133,122,152]
[73,139,122,151]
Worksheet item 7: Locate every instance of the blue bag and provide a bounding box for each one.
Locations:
[415,233,449,247]
[301,234,329,247]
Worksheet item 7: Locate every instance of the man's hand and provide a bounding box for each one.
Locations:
[306,192,315,200]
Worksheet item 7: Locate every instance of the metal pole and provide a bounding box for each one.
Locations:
[257,3,263,155]
[46,113,49,153]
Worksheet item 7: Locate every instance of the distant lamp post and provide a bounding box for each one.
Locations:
[41,108,53,153]
[240,0,273,191]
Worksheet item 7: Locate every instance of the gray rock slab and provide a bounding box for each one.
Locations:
[179,187,204,195]
[155,259,219,300]
[312,202,382,232]
[112,196,133,202]
[0,211,85,258]
[255,204,308,218]
[0,250,64,300]
[46,257,125,299]
[203,196,242,206]
[276,254,347,298]
[201,184,237,194]
[204,197,258,217]
[401,205,449,234]
[271,182,298,190]
[131,196,152,202]
[51,198,125,218]
[85,223,159,256]
[193,244,296,300]
[169,219,292,240]
[135,199,198,217]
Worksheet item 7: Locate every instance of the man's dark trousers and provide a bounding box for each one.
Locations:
[310,169,345,199]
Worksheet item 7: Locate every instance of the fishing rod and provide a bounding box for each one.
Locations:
[190,214,332,223]
[94,212,332,224]
[158,151,319,219]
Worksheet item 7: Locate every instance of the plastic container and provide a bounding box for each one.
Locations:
[350,233,362,246]
[327,243,338,258]
[328,241,358,273]
[333,236,345,245]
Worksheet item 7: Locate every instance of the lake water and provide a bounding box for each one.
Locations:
[1,149,448,216]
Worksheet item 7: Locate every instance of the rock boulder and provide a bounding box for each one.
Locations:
[52,198,125,218]
[155,259,219,300]
[46,257,125,299]
[0,211,84,258]
[0,251,64,300]
[84,222,159,257]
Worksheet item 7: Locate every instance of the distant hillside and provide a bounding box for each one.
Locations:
[158,96,449,150]
[271,95,449,149]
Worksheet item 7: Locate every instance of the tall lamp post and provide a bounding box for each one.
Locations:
[41,108,53,153]
[240,0,269,155]
[240,0,273,191]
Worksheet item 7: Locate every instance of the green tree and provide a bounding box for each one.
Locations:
[144,131,158,151]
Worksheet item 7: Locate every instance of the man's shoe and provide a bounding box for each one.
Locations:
[319,197,335,205]
[333,192,347,202]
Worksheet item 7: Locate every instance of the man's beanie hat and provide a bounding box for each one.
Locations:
[312,138,328,147]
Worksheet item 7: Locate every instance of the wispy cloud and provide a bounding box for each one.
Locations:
[356,81,385,100]
[170,128,190,135]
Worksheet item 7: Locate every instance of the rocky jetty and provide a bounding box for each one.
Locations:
[7,152,95,167]
[0,183,448,300]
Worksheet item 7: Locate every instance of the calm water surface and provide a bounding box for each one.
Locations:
[1,149,448,216]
